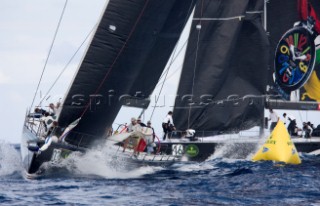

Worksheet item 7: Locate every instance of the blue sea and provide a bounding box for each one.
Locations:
[1,142,320,206]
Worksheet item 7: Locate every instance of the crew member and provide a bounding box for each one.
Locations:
[268,109,279,132]
[162,111,176,141]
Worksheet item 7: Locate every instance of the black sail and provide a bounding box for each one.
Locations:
[58,0,196,146]
[173,0,269,134]
[127,1,196,97]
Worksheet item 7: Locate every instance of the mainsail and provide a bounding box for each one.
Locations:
[58,0,197,147]
[173,0,269,134]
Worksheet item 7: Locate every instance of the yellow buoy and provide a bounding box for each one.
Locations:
[252,121,301,164]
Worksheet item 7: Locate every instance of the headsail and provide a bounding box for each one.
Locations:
[173,0,269,134]
[58,0,197,147]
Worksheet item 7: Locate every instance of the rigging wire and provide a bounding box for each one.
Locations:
[148,0,196,121]
[154,0,214,90]
[39,23,98,106]
[188,0,204,128]
[148,48,175,121]
[151,0,217,98]
[29,0,68,111]
[151,2,197,91]
[154,64,182,89]
[155,37,189,86]
[298,110,304,124]
[79,0,150,118]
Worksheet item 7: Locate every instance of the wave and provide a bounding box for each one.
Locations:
[209,142,260,160]
[0,142,22,177]
[39,146,162,179]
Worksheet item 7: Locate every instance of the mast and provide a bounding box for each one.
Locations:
[259,0,268,137]
[173,0,269,135]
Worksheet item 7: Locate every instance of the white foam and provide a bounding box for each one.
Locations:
[308,149,320,155]
[0,141,22,176]
[58,147,161,179]
[209,141,261,161]
[175,162,215,172]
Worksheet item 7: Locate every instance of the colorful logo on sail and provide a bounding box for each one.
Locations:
[274,26,315,93]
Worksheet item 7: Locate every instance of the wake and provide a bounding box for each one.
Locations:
[0,140,262,179]
[0,141,22,177]
[42,146,163,179]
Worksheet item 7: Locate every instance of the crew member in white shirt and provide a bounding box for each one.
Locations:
[162,111,176,141]
[281,113,288,125]
[268,109,279,132]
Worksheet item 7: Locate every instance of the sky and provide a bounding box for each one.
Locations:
[0,0,107,143]
[1,0,319,144]
[0,0,188,143]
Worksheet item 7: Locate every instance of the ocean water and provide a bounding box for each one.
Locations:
[1,142,320,206]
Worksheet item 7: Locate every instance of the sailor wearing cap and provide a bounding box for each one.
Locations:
[127,117,137,132]
[123,117,142,153]
[147,120,155,141]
